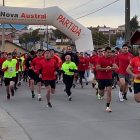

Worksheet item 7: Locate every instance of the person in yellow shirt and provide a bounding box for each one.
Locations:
[61,55,77,101]
[2,53,17,99]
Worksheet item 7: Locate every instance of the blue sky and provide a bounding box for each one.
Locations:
[0,0,139,28]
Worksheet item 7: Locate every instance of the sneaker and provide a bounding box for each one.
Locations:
[123,94,127,100]
[106,107,112,112]
[92,83,95,88]
[97,94,103,100]
[38,94,42,101]
[11,89,14,96]
[47,102,52,108]
[7,94,10,100]
[32,91,35,98]
[129,87,132,93]
[68,96,72,101]
[17,82,21,86]
[119,91,124,102]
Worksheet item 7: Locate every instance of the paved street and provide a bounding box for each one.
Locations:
[0,82,140,140]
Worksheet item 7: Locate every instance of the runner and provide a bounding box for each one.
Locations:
[2,53,17,99]
[16,52,25,86]
[25,51,36,98]
[61,46,79,88]
[116,44,133,101]
[0,52,6,85]
[61,55,77,101]
[96,47,118,112]
[39,50,58,107]
[84,52,90,84]
[90,48,103,99]
[78,52,86,88]
[31,49,44,101]
[126,46,140,103]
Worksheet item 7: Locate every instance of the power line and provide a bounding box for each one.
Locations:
[67,0,95,12]
[75,0,120,20]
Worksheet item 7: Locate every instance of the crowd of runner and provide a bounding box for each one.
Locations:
[0,44,140,112]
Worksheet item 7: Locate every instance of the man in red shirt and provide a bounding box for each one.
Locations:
[84,53,90,84]
[116,44,133,101]
[127,46,140,103]
[50,49,62,82]
[0,52,6,85]
[96,47,118,112]
[31,49,44,101]
[78,52,86,88]
[90,48,103,98]
[39,50,58,108]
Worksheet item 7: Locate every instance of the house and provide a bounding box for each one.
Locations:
[98,26,117,35]
[0,40,28,53]
[0,24,28,42]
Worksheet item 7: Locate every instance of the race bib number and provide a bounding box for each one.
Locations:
[9,67,14,72]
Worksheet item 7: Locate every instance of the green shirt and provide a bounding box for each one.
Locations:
[61,61,77,76]
[2,59,17,78]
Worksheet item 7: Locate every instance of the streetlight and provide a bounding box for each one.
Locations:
[2,0,5,52]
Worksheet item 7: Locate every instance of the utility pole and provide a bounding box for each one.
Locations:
[43,0,49,50]
[2,0,5,52]
[46,25,49,50]
[125,0,130,43]
[109,29,111,47]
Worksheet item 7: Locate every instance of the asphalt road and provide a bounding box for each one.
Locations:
[0,82,140,140]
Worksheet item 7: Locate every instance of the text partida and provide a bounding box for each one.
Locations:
[57,15,82,36]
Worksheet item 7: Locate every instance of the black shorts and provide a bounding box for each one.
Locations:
[44,80,56,89]
[133,83,140,94]
[4,77,15,86]
[28,70,41,83]
[0,70,4,76]
[78,71,85,78]
[98,79,113,90]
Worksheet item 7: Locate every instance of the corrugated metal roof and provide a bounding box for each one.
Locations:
[0,24,27,30]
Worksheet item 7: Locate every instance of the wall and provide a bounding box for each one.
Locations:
[0,41,27,53]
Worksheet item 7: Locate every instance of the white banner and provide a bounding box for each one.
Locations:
[0,6,94,52]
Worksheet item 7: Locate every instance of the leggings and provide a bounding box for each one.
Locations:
[63,74,74,96]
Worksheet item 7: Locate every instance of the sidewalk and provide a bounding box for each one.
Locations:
[0,106,29,140]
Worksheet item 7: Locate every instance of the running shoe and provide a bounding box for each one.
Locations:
[123,94,127,100]
[119,91,124,102]
[68,96,72,101]
[38,94,42,101]
[129,87,132,93]
[106,107,112,112]
[32,91,35,98]
[92,83,95,88]
[97,94,103,100]
[47,102,52,108]
[7,94,10,100]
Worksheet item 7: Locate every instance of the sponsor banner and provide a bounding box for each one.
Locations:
[0,6,93,51]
